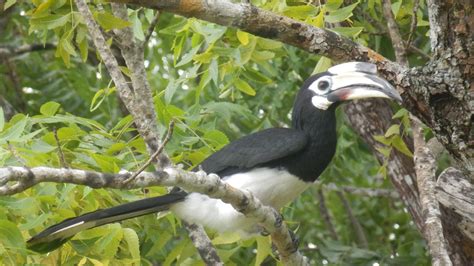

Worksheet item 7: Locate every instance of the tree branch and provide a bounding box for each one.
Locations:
[0,166,308,265]
[426,0,449,55]
[0,43,56,57]
[322,183,399,199]
[412,120,452,265]
[406,0,420,49]
[144,11,160,45]
[117,0,404,77]
[336,191,368,249]
[435,167,474,265]
[381,0,408,66]
[316,189,338,240]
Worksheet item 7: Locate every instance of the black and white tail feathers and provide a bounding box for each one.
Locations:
[27,192,186,253]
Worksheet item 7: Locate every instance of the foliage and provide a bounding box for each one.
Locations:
[0,0,432,265]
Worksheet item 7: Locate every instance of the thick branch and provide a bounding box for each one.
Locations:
[118,0,404,77]
[435,168,474,265]
[426,0,449,55]
[0,166,308,265]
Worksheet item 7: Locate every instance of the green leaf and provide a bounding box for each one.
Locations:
[283,5,317,19]
[385,124,400,137]
[325,2,359,23]
[78,36,89,62]
[98,224,123,259]
[391,135,413,157]
[236,30,249,45]
[313,56,332,74]
[392,108,408,119]
[94,11,131,31]
[307,10,324,27]
[211,232,240,245]
[375,146,391,157]
[237,38,256,66]
[19,213,51,230]
[255,236,271,266]
[0,220,25,254]
[331,27,363,37]
[257,38,282,50]
[159,19,187,35]
[242,68,272,84]
[373,135,390,145]
[123,228,140,263]
[209,58,219,86]
[164,78,177,104]
[391,0,402,18]
[90,89,105,112]
[326,0,344,10]
[92,154,119,172]
[4,0,16,10]
[251,50,275,61]
[29,14,70,32]
[33,0,54,15]
[0,117,27,143]
[203,129,229,150]
[40,101,61,116]
[176,45,200,67]
[234,79,256,96]
[131,11,145,41]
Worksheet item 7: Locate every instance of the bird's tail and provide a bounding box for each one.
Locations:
[27,192,186,253]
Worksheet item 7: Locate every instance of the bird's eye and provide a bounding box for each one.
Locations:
[318,80,330,91]
[309,77,332,95]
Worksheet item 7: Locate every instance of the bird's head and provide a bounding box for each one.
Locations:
[302,62,401,110]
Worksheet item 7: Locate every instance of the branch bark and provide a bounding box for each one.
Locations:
[0,166,308,265]
[413,121,452,266]
[436,168,474,265]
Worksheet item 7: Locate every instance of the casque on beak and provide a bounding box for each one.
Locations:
[326,62,402,103]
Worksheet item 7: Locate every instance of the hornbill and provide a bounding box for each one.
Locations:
[27,62,401,253]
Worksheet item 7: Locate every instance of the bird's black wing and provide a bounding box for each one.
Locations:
[200,128,309,175]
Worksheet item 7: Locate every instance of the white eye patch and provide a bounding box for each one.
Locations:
[308,77,333,95]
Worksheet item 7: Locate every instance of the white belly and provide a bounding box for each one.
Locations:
[169,167,309,236]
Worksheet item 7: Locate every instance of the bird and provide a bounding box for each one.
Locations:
[27,62,402,253]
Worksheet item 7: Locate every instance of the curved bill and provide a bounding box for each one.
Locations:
[326,70,402,103]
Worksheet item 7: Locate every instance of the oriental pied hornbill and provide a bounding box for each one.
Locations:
[27,62,401,253]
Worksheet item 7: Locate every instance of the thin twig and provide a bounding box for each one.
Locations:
[53,127,69,168]
[122,120,175,185]
[381,0,409,66]
[0,43,56,57]
[316,189,338,240]
[408,44,431,60]
[406,0,420,49]
[336,191,368,249]
[323,183,400,199]
[7,142,25,166]
[144,11,160,46]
